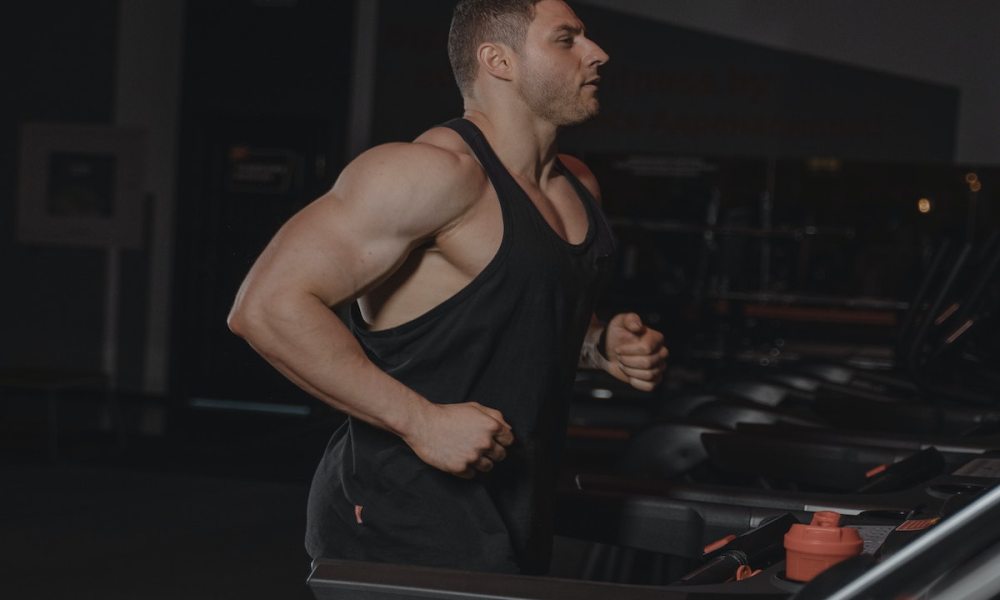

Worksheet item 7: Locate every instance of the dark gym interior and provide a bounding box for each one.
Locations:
[4,1,1000,599]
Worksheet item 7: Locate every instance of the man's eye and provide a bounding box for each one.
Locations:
[558,37,572,44]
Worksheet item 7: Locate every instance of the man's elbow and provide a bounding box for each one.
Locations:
[227,302,252,339]
[227,291,268,341]
[227,282,339,348]
[226,288,312,343]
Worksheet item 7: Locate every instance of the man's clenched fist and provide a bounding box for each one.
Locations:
[404,401,515,478]
[602,312,668,392]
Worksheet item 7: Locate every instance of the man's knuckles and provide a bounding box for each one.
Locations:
[617,341,659,355]
[620,365,659,379]
[496,427,515,444]
[620,354,660,369]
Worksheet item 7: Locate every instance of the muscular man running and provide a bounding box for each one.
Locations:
[228,0,668,575]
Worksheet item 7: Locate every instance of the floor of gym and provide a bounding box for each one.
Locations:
[1,399,334,600]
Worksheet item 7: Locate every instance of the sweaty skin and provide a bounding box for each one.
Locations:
[228,0,667,479]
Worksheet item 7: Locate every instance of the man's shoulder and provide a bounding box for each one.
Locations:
[338,128,486,207]
[344,127,485,203]
[349,130,478,180]
[413,124,476,158]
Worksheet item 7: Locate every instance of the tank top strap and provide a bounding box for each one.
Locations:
[443,118,616,257]
[442,118,520,195]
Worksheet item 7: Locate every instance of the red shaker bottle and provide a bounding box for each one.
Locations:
[784,511,863,582]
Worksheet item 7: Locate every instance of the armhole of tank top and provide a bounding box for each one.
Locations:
[350,121,512,338]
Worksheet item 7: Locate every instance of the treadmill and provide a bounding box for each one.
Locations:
[307,473,1000,599]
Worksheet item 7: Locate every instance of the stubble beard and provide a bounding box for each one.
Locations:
[519,70,599,127]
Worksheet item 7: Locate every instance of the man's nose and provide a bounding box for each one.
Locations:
[586,38,609,66]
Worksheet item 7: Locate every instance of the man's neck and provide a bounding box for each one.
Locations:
[461,107,560,185]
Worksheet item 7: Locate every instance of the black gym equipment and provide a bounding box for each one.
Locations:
[557,450,995,584]
[574,451,999,519]
[307,467,1000,599]
[648,233,1000,439]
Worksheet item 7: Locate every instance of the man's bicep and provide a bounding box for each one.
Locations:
[253,193,414,307]
[242,143,475,307]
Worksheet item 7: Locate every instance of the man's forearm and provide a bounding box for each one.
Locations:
[230,293,431,440]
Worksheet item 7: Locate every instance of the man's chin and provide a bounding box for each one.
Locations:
[560,105,600,128]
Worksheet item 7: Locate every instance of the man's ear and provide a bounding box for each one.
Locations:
[477,42,515,81]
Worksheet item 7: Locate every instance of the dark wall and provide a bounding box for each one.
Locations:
[371,0,959,161]
[171,0,355,406]
[370,0,463,144]
[563,3,959,160]
[1,1,139,380]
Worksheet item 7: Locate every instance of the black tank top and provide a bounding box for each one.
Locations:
[305,118,616,574]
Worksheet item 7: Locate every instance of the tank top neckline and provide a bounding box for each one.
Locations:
[449,118,597,254]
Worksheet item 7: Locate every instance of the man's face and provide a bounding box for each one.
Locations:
[515,0,609,126]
